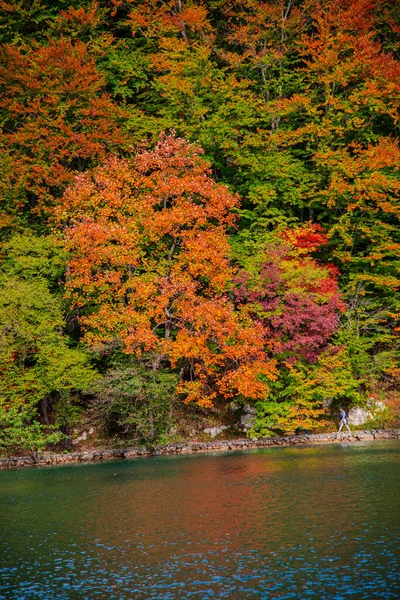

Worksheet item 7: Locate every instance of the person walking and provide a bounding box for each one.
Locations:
[337,407,351,438]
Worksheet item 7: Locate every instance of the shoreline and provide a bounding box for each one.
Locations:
[1,429,399,470]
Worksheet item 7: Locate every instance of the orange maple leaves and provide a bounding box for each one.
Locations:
[58,134,276,407]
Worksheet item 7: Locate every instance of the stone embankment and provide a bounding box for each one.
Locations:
[1,429,399,470]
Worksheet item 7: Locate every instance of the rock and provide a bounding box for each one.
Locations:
[347,407,371,426]
[347,401,387,427]
[239,404,257,432]
[365,398,387,418]
[203,426,228,438]
[71,424,97,446]
[124,448,140,459]
[2,429,400,470]
[354,431,375,441]
[75,431,87,443]
[240,413,256,431]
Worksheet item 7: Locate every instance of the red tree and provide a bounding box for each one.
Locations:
[234,223,345,363]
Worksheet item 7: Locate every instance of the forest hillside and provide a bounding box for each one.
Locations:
[0,0,399,454]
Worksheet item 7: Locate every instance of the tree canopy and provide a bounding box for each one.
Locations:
[0,0,398,448]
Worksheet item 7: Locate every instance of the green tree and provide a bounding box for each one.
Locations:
[91,355,179,446]
[0,233,96,455]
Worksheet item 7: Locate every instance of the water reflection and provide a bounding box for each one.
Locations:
[1,441,399,599]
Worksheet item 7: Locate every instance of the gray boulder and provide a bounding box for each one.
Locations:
[348,400,387,426]
[240,405,257,431]
[203,426,228,438]
[347,407,370,426]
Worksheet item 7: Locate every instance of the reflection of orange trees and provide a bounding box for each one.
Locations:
[141,451,358,552]
[81,450,368,572]
[170,449,359,555]
[58,134,276,408]
[126,455,285,554]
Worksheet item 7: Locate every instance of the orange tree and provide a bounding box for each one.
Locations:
[57,134,276,408]
[0,36,127,231]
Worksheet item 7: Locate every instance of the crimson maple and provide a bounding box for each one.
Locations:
[235,223,345,364]
[233,223,346,433]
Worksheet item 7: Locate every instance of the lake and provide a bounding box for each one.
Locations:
[1,441,399,599]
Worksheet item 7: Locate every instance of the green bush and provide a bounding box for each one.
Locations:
[91,359,179,446]
[0,405,64,460]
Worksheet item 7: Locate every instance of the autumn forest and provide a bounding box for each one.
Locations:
[0,0,399,454]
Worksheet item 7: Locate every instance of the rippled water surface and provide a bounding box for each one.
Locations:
[1,441,399,599]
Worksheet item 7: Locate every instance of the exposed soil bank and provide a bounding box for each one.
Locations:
[1,429,399,470]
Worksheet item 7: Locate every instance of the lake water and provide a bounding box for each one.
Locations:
[0,441,399,599]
